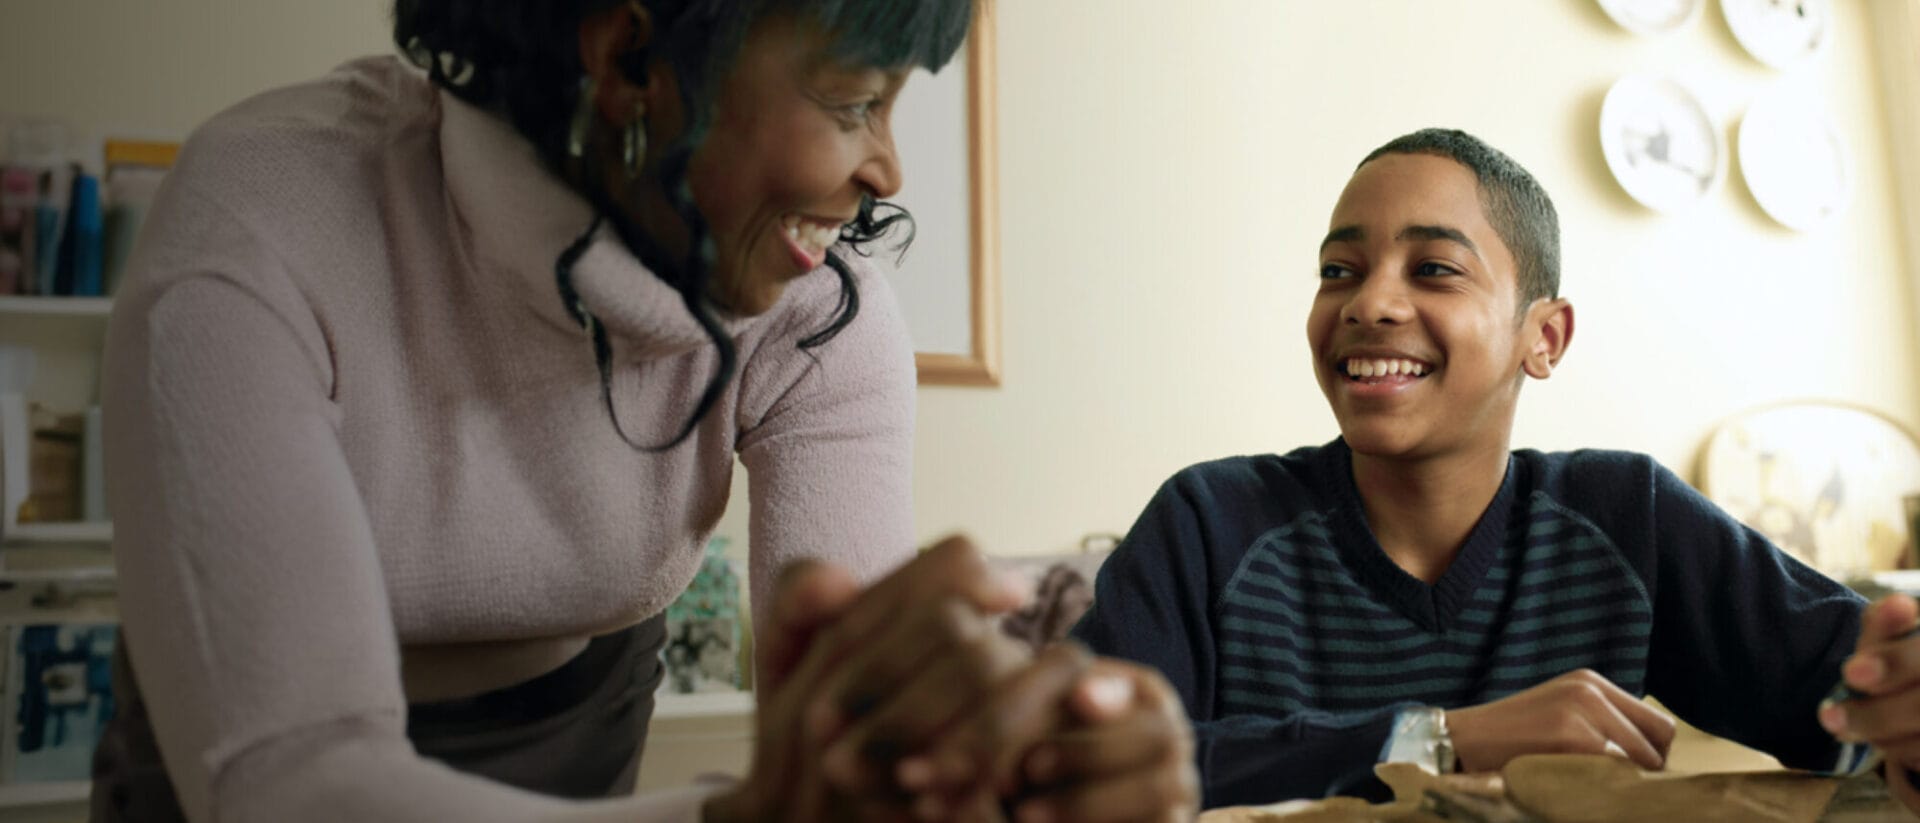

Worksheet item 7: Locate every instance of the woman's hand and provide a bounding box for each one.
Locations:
[703,558,860,822]
[706,536,1032,822]
[886,651,1198,823]
[1006,659,1200,823]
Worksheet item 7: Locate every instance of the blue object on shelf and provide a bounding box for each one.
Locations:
[7,623,117,783]
[54,174,102,297]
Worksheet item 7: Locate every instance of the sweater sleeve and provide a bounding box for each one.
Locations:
[735,253,918,627]
[102,190,722,823]
[1070,472,1401,807]
[1639,462,1864,772]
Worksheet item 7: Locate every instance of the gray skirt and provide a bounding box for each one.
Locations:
[89,616,667,822]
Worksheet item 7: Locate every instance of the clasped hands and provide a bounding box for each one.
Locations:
[705,537,1199,823]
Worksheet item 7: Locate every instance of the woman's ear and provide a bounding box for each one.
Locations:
[578,1,656,125]
[1522,298,1574,380]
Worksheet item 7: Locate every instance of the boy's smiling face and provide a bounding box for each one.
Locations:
[1309,153,1558,461]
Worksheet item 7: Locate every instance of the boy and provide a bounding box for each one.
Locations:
[1071,128,1920,810]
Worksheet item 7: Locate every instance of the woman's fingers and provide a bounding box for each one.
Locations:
[1022,710,1174,787]
[1016,661,1198,823]
[898,641,1095,796]
[822,614,1028,792]
[797,538,1029,731]
[758,560,863,692]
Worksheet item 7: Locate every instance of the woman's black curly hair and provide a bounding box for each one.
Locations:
[393,0,973,448]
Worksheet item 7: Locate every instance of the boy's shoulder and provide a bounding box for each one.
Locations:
[1160,442,1341,506]
[1511,446,1705,527]
[1514,446,1676,488]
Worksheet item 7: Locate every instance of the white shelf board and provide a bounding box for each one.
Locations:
[2,522,112,545]
[654,690,754,720]
[0,565,115,585]
[0,780,90,807]
[0,297,113,318]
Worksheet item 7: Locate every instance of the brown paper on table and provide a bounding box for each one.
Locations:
[1200,762,1503,822]
[1502,754,1840,823]
[1202,756,1847,823]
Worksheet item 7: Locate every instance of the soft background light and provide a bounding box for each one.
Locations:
[5,0,1915,559]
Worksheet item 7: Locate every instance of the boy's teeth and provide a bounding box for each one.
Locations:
[1345,358,1430,378]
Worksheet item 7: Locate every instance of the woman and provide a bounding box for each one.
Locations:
[95,0,1195,820]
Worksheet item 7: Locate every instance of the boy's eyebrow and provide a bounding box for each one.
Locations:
[1396,225,1483,261]
[1319,225,1365,252]
[1318,224,1482,262]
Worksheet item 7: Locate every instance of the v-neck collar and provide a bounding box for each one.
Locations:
[1316,438,1520,632]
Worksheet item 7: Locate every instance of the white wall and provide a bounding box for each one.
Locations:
[5,0,1915,559]
[901,0,1920,555]
[0,0,392,141]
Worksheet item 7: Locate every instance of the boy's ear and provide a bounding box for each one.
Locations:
[1522,298,1574,380]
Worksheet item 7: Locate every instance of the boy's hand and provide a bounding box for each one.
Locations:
[1445,669,1675,773]
[1820,594,1920,813]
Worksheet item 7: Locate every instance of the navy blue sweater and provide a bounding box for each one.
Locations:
[1071,439,1864,808]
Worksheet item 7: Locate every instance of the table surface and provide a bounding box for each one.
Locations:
[1199,722,1920,821]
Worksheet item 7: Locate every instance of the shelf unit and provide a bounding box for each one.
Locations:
[654,690,754,720]
[0,297,113,319]
[3,295,114,539]
[0,297,117,811]
[0,694,749,810]
[2,522,112,546]
[0,780,90,808]
[1,295,748,807]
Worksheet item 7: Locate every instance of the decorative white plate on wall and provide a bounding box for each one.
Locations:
[1699,403,1920,578]
[1598,74,1723,212]
[1721,0,1831,69]
[1738,91,1849,230]
[1597,0,1702,34]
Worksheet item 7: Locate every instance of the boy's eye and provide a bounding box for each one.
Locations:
[1319,264,1354,280]
[1414,262,1462,278]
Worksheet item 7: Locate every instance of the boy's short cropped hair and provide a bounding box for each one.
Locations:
[1360,129,1561,312]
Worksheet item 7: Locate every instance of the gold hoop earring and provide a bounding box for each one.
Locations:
[567,76,598,163]
[623,103,647,180]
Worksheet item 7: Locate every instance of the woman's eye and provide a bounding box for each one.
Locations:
[1414,262,1459,277]
[1319,264,1354,280]
[836,101,875,127]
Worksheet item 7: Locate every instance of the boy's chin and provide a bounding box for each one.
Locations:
[1336,422,1431,460]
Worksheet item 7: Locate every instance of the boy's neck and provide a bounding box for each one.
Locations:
[1349,438,1512,585]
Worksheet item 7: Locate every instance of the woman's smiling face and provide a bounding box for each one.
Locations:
[683,14,909,315]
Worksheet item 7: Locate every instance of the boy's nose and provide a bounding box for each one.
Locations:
[1342,278,1415,326]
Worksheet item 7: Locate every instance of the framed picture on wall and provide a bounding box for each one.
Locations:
[878,7,1000,387]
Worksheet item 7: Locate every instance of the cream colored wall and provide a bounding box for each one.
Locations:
[0,0,393,140]
[900,0,1920,556]
[5,1,1914,560]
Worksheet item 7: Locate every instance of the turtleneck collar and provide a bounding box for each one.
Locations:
[436,88,762,361]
